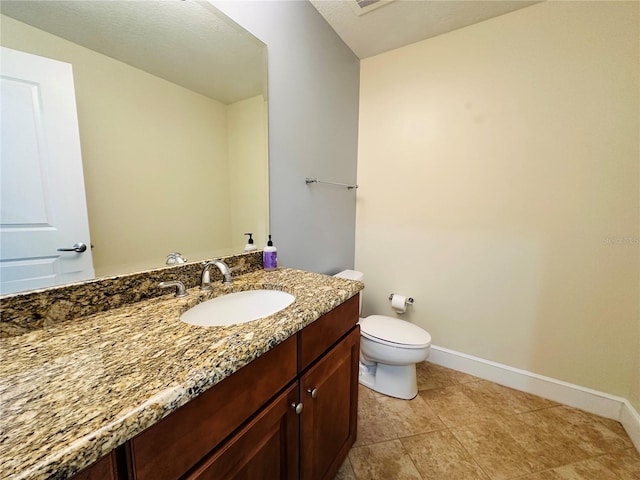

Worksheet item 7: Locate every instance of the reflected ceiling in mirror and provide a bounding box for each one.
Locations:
[1,0,266,103]
[0,0,269,292]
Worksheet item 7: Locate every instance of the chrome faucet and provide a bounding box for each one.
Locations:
[201,260,232,290]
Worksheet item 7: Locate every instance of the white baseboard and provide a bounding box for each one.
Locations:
[428,345,640,452]
[619,399,640,452]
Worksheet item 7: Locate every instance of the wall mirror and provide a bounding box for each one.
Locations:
[0,0,269,294]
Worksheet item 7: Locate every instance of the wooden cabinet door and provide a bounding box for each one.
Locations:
[185,383,299,480]
[300,327,359,480]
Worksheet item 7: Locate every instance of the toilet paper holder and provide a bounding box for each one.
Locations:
[388,294,414,305]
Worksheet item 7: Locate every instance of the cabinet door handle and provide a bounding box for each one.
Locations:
[291,402,303,414]
[306,387,318,399]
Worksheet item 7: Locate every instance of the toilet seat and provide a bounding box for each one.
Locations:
[359,315,431,350]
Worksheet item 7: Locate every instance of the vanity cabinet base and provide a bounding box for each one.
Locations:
[185,324,359,480]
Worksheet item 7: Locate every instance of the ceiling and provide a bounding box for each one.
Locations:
[0,0,266,104]
[308,0,541,59]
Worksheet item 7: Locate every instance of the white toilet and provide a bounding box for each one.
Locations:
[334,270,431,400]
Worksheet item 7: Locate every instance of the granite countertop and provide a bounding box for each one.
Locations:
[0,268,363,480]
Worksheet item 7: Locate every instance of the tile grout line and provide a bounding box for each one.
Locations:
[417,384,498,480]
[397,438,425,480]
[418,379,493,480]
[445,421,495,480]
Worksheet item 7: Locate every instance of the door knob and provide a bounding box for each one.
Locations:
[291,402,303,415]
[57,242,87,253]
[307,388,318,399]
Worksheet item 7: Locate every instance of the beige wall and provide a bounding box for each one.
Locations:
[2,15,267,277]
[356,1,639,407]
[228,95,270,252]
[633,333,640,411]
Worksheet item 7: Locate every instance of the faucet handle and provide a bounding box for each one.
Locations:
[229,258,246,273]
[159,280,188,298]
[166,252,187,265]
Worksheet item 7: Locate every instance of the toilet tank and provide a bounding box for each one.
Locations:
[333,270,364,314]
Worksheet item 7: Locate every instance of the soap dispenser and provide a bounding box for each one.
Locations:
[263,235,277,271]
[244,233,257,252]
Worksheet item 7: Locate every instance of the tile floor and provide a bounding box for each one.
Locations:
[335,362,640,480]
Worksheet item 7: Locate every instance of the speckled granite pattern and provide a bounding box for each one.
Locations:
[0,267,363,480]
[0,251,263,337]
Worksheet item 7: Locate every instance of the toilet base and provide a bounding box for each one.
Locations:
[358,361,418,400]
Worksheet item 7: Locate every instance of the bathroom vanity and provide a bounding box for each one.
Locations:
[0,258,363,480]
[126,296,359,480]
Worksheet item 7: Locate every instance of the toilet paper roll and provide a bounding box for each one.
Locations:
[391,294,407,314]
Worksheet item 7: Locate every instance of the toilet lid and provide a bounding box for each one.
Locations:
[359,315,431,348]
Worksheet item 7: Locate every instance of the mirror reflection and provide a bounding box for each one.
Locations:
[0,0,269,294]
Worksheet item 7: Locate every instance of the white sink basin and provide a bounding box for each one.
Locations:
[181,289,295,327]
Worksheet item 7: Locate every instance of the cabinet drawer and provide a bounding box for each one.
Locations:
[298,294,359,372]
[70,451,118,480]
[128,335,297,480]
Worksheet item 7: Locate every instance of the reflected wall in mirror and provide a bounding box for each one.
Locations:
[0,0,269,292]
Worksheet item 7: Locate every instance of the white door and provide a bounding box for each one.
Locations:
[0,47,94,295]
